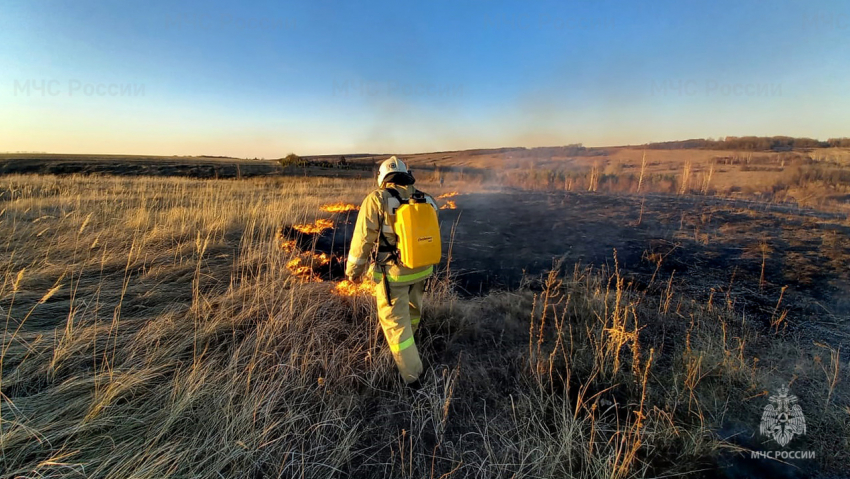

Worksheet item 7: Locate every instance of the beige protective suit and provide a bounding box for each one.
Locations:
[345,183,439,384]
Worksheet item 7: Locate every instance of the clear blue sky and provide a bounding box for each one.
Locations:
[1,0,847,156]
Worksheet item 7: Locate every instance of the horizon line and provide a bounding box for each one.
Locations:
[3,134,849,160]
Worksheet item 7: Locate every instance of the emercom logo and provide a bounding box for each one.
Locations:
[760,384,806,446]
[751,384,815,460]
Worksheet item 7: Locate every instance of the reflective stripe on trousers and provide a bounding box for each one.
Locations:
[375,280,425,383]
[372,265,433,284]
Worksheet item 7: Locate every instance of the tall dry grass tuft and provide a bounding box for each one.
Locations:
[680,161,692,195]
[701,163,715,194]
[637,151,648,194]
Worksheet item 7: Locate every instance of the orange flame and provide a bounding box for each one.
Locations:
[292,218,334,234]
[279,239,297,253]
[333,279,375,297]
[437,192,459,199]
[440,200,457,210]
[286,257,310,276]
[320,202,359,213]
[286,252,330,281]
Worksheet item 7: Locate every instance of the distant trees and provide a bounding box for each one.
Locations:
[644,136,838,151]
[276,153,372,171]
[278,153,304,168]
[827,138,850,147]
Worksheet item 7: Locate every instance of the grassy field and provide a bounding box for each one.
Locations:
[1,174,848,478]
[400,146,850,212]
[5,146,850,211]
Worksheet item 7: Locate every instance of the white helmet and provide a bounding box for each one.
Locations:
[377,156,409,187]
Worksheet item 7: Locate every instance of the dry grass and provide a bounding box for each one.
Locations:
[406,147,850,214]
[0,174,847,478]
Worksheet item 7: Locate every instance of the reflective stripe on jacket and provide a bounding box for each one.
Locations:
[345,183,439,285]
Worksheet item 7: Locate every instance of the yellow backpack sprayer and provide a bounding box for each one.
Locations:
[377,188,442,304]
[388,189,441,268]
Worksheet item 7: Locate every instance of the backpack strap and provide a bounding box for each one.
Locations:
[377,188,405,307]
[377,188,402,257]
[385,187,404,208]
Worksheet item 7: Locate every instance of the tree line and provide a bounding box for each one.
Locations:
[643,136,850,151]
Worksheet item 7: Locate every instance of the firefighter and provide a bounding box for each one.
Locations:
[345,156,440,388]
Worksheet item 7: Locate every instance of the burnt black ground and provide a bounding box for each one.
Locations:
[291,190,850,346]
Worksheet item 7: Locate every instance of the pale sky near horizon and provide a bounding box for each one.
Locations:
[1,0,848,157]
